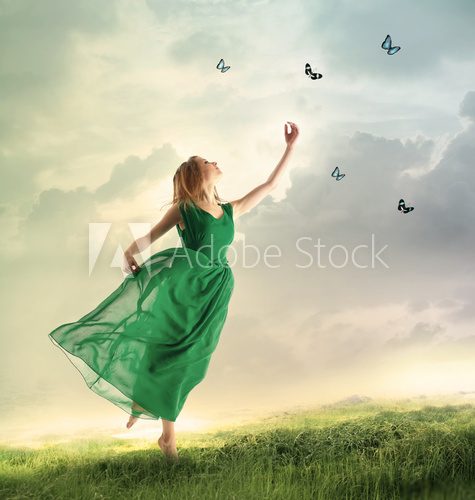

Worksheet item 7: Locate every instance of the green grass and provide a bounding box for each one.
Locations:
[1,400,474,499]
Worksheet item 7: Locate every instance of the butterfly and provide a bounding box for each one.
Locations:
[216,58,231,73]
[305,63,323,80]
[381,34,401,55]
[331,166,345,181]
[398,199,414,213]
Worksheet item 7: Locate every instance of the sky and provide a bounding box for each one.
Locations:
[1,0,474,444]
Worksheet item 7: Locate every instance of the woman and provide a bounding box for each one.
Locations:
[48,121,299,460]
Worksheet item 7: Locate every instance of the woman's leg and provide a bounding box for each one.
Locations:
[161,418,175,441]
[126,401,145,429]
[158,418,178,459]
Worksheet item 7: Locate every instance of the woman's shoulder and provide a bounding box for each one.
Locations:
[222,201,234,212]
[177,199,194,211]
[176,200,193,220]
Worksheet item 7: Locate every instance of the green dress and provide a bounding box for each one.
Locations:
[48,200,235,421]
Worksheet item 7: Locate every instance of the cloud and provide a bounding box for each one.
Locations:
[443,286,475,323]
[15,186,98,257]
[385,322,445,347]
[459,91,475,120]
[94,143,181,202]
[146,0,271,25]
[209,312,307,390]
[447,300,475,323]
[13,143,182,258]
[407,299,431,313]
[168,30,246,64]
[0,0,118,148]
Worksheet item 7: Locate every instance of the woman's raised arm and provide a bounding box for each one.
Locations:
[230,121,299,219]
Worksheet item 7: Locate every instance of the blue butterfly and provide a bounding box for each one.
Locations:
[216,58,231,73]
[331,166,345,181]
[381,34,401,55]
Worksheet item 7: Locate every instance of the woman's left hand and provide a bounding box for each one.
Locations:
[284,121,299,147]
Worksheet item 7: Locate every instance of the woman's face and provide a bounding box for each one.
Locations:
[196,156,222,183]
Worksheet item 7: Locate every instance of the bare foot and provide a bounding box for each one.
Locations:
[158,434,179,461]
[126,414,138,429]
[126,402,146,429]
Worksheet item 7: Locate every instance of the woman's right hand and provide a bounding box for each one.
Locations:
[123,251,141,275]
[284,121,299,148]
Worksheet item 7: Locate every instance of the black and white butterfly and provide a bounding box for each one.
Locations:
[305,63,323,80]
[398,199,414,213]
[216,58,231,73]
[331,166,345,181]
[381,34,401,55]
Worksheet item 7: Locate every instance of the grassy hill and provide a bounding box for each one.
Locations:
[1,398,474,499]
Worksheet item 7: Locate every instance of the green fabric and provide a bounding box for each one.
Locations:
[48,200,235,421]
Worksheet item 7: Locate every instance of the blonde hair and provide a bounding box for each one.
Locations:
[161,155,225,211]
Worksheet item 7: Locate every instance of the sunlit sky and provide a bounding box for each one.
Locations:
[1,0,474,445]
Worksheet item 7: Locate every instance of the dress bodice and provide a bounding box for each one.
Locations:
[176,200,234,265]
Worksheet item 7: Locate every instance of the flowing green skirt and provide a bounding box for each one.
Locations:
[48,247,234,421]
